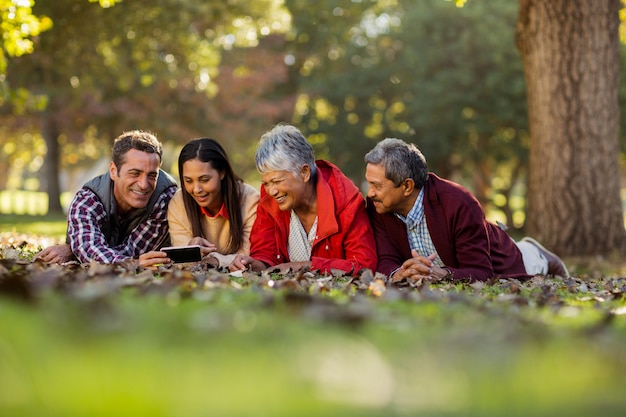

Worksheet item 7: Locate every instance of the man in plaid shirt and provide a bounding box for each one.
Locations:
[37,130,178,268]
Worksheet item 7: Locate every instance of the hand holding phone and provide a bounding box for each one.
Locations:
[187,237,217,255]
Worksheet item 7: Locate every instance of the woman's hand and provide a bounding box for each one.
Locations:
[188,237,217,256]
[229,254,267,272]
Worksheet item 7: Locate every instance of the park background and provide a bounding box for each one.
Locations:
[2,0,626,258]
[2,1,626,416]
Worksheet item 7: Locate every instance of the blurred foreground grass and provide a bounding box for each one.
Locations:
[1,215,626,417]
[2,287,625,417]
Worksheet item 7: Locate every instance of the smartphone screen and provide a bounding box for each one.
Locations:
[161,245,202,263]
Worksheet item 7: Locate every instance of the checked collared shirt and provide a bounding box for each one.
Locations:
[395,188,444,267]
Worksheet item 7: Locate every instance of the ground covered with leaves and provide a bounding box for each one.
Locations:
[1,232,626,417]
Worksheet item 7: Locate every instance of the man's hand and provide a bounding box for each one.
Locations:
[35,244,76,264]
[138,250,171,268]
[391,250,450,283]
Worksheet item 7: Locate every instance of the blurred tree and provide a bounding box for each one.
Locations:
[616,0,626,248]
[282,0,380,165]
[2,0,287,214]
[0,0,52,87]
[516,0,626,256]
[0,0,51,194]
[285,0,528,227]
[206,33,297,183]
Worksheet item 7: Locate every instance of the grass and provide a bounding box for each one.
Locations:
[1,288,625,417]
[0,213,67,240]
[1,215,626,416]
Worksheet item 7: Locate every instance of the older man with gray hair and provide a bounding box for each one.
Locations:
[364,138,568,282]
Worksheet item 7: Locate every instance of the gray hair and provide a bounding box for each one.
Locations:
[364,138,429,188]
[255,124,318,178]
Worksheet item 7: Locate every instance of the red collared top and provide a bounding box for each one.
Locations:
[200,203,229,219]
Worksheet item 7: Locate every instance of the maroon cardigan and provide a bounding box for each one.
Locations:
[367,173,528,281]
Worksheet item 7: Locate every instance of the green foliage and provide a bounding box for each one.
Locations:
[0,0,52,109]
[0,0,293,214]
[87,0,122,7]
[2,0,626,230]
[287,0,528,224]
[0,0,52,72]
[5,0,282,137]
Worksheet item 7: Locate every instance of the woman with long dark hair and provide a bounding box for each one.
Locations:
[167,138,259,268]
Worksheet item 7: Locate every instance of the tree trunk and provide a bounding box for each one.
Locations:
[516,0,625,256]
[42,114,64,215]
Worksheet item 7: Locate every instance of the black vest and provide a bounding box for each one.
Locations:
[74,169,177,248]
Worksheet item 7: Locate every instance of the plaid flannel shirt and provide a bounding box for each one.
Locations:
[67,186,176,263]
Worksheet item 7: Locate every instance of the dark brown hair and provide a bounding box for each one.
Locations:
[178,138,244,253]
[112,130,162,171]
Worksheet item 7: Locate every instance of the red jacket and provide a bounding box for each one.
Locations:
[250,160,377,275]
[367,173,528,281]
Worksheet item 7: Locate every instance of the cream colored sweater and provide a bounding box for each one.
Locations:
[167,182,259,265]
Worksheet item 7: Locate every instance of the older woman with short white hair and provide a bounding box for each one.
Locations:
[230,124,377,275]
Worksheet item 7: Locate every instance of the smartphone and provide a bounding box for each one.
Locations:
[161,245,202,263]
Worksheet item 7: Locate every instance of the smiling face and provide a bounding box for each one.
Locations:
[261,166,311,212]
[110,149,161,214]
[182,158,224,215]
[365,163,415,217]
